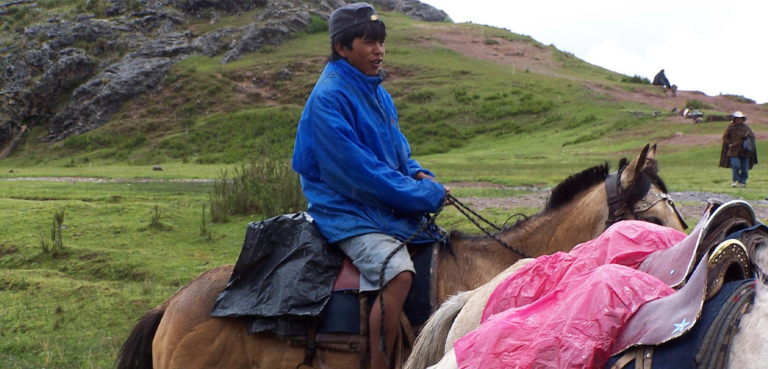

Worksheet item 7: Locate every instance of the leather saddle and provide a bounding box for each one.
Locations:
[611,199,763,356]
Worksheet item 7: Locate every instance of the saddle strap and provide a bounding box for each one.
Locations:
[359,295,369,369]
[694,281,755,369]
[610,346,654,369]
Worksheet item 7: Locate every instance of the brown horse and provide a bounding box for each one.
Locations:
[118,144,687,369]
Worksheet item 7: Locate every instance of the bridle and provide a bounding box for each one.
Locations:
[605,165,688,230]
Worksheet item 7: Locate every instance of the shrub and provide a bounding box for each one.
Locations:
[305,15,329,34]
[686,99,712,110]
[41,209,66,257]
[209,158,306,222]
[148,204,172,231]
[454,90,472,104]
[620,75,650,84]
[406,90,435,103]
[484,38,499,45]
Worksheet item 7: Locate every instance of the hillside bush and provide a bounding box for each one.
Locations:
[305,15,329,34]
[41,209,66,257]
[209,158,306,222]
[406,90,436,103]
[686,99,712,110]
[620,75,650,84]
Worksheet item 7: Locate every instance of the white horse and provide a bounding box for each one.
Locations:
[406,236,768,369]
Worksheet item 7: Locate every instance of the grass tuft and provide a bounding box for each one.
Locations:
[209,157,306,222]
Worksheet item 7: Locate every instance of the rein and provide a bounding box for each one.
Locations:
[447,194,533,259]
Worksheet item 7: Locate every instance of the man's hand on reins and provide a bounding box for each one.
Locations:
[415,172,452,205]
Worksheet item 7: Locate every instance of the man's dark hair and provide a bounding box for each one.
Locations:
[327,20,387,62]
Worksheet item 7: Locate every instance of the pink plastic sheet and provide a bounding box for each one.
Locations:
[453,221,687,369]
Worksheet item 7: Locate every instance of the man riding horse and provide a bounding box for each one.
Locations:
[291,3,449,368]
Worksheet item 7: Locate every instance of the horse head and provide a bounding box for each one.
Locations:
[610,143,687,232]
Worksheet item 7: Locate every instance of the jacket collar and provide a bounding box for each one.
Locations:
[330,59,383,91]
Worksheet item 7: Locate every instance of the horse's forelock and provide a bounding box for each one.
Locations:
[646,168,668,193]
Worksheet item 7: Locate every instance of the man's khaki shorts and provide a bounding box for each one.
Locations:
[337,233,415,292]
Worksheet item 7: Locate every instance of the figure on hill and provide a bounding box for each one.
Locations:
[719,111,758,187]
[292,3,449,369]
[653,69,672,89]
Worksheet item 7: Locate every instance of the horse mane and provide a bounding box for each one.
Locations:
[446,160,668,243]
[545,162,610,211]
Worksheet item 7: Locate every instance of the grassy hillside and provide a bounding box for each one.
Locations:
[1,9,766,369]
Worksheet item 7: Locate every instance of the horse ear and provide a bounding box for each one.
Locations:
[645,143,659,173]
[620,144,650,188]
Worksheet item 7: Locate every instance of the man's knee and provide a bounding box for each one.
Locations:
[389,271,413,289]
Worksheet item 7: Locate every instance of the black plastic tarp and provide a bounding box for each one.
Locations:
[210,212,344,336]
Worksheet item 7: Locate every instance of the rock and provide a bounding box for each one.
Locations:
[396,0,448,22]
[275,69,291,80]
[152,165,163,171]
[0,0,452,149]
[47,56,174,142]
[172,0,267,15]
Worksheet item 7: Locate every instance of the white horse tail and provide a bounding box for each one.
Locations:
[405,291,470,369]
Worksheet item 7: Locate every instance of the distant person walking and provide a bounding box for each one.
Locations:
[652,69,672,89]
[719,111,758,187]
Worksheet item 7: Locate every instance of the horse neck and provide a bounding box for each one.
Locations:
[520,184,609,255]
[435,183,609,303]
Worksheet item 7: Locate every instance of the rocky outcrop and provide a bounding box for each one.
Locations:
[372,0,448,21]
[396,0,448,22]
[171,0,267,14]
[0,0,449,154]
[47,55,174,141]
[221,0,311,64]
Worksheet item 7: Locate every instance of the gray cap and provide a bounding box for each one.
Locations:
[329,3,379,38]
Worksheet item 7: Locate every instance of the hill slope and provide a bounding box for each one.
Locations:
[0,0,765,176]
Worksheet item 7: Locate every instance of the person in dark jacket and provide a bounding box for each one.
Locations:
[292,4,448,368]
[652,69,672,89]
[719,111,758,187]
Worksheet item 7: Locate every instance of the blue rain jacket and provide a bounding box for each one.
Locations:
[292,59,445,244]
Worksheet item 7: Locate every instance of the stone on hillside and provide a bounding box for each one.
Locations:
[0,0,452,151]
[222,21,293,64]
[396,0,448,22]
[47,56,173,142]
[172,0,267,15]
[371,0,400,11]
[276,69,292,81]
